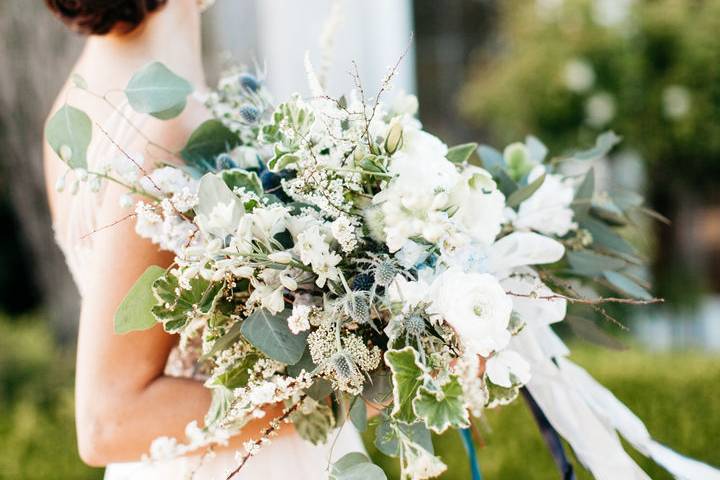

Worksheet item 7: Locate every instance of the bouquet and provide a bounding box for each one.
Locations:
[46,57,719,480]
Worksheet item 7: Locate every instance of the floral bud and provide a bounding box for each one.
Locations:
[268,251,293,264]
[59,145,73,163]
[119,193,134,209]
[384,119,404,155]
[54,175,66,193]
[280,274,298,291]
[238,73,260,92]
[75,168,88,182]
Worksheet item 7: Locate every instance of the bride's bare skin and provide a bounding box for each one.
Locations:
[44,0,293,467]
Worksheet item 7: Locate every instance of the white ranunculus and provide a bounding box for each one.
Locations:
[512,165,577,237]
[374,151,460,252]
[486,350,531,388]
[429,268,513,356]
[451,166,506,246]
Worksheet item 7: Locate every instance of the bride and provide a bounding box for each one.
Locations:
[43,0,363,478]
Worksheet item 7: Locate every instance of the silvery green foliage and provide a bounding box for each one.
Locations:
[56,61,658,479]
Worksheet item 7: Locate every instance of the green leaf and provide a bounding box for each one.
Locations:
[412,376,470,434]
[603,271,652,300]
[290,399,336,445]
[45,105,92,169]
[581,216,637,258]
[477,145,505,173]
[204,386,233,429]
[329,453,387,480]
[240,309,308,364]
[566,316,626,351]
[181,120,240,172]
[125,62,193,117]
[210,352,261,389]
[70,73,88,90]
[374,416,433,458]
[152,274,224,332]
[506,173,546,208]
[446,143,478,164]
[114,265,165,334]
[151,103,187,120]
[349,397,367,433]
[567,250,627,276]
[572,169,595,217]
[385,347,426,423]
[221,169,263,196]
[571,131,622,161]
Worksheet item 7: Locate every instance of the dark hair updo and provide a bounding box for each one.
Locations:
[45,0,167,36]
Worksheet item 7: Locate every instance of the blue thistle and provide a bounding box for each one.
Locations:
[238,73,261,92]
[239,105,260,123]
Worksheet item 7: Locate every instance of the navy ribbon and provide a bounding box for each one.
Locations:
[521,388,576,480]
[459,428,483,480]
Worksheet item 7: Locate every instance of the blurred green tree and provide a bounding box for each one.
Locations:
[460,0,720,305]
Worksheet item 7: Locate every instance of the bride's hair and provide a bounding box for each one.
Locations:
[45,0,167,35]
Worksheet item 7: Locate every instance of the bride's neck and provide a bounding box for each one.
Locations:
[83,0,205,86]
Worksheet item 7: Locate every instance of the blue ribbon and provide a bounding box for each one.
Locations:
[521,388,576,480]
[459,428,483,480]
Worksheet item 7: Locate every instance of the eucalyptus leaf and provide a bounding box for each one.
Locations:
[384,347,425,423]
[70,73,88,90]
[572,169,595,217]
[603,271,653,300]
[329,453,386,480]
[349,397,368,433]
[477,144,505,174]
[210,352,260,389]
[571,131,622,161]
[240,308,307,364]
[446,143,478,164]
[114,265,165,334]
[290,399,336,445]
[45,105,92,169]
[580,216,637,258]
[566,315,626,351]
[506,173,546,208]
[567,250,626,276]
[125,62,192,117]
[181,120,240,172]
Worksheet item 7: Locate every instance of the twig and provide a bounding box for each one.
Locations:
[225,397,306,480]
[80,213,136,240]
[505,291,664,306]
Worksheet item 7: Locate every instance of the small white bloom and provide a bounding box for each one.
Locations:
[119,193,134,209]
[268,251,293,264]
[287,304,312,334]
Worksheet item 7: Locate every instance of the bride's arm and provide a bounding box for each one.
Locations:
[73,121,293,467]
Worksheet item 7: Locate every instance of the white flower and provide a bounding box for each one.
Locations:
[429,268,513,356]
[288,304,312,334]
[248,281,285,314]
[563,58,595,93]
[585,92,616,127]
[391,90,419,117]
[330,215,358,253]
[374,152,459,251]
[486,231,565,274]
[486,350,531,388]
[451,166,506,246]
[248,381,278,405]
[248,204,287,244]
[312,252,341,288]
[268,251,293,264]
[511,165,577,236]
[228,146,261,169]
[195,173,244,239]
[395,240,430,269]
[399,128,448,159]
[404,444,448,480]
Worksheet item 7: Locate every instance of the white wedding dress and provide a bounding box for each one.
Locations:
[53,101,365,480]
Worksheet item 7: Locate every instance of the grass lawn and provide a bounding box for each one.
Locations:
[1,315,718,479]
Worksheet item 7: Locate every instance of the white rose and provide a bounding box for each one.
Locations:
[429,268,513,356]
[512,165,577,237]
[398,128,448,159]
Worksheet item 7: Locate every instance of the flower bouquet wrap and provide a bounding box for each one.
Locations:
[46,57,720,480]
